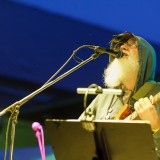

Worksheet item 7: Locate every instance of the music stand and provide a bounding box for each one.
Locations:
[45,119,158,160]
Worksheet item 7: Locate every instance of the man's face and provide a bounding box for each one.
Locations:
[103,37,139,88]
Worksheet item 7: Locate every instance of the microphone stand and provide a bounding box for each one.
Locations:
[0,51,101,160]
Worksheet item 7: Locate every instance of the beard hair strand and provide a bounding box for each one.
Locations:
[103,57,139,88]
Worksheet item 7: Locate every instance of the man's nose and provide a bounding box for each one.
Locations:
[120,43,129,51]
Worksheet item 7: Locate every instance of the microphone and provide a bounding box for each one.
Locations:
[32,122,46,160]
[77,87,123,95]
[32,122,42,131]
[88,45,123,58]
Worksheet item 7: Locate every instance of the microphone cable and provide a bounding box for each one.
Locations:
[43,45,94,86]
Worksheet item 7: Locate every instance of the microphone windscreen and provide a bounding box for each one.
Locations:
[32,122,41,131]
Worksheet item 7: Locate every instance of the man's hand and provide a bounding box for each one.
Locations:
[134,97,160,130]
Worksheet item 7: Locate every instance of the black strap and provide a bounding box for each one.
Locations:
[132,81,158,101]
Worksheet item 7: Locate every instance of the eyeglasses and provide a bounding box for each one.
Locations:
[126,37,138,47]
[110,32,138,51]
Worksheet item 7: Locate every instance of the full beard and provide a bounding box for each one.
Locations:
[103,56,139,88]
